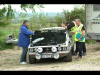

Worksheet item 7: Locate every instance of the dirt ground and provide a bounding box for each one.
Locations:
[0,42,100,71]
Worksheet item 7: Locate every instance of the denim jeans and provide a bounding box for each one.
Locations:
[76,42,83,57]
[75,42,86,53]
[20,47,28,62]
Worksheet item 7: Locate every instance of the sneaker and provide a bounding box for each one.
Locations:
[20,62,27,64]
[77,56,82,61]
[83,52,86,56]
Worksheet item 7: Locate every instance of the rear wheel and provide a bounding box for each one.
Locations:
[29,55,36,64]
[65,51,72,62]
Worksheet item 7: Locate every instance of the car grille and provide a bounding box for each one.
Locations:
[30,47,67,53]
[42,47,52,53]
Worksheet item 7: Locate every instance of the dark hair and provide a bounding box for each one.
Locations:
[66,21,70,25]
[23,20,29,24]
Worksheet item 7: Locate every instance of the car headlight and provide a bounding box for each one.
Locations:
[36,54,41,59]
[34,48,38,52]
[37,47,43,53]
[58,46,61,51]
[51,47,57,52]
[63,47,67,50]
[54,53,59,59]
[30,48,33,52]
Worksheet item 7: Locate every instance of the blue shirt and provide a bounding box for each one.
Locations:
[18,24,34,47]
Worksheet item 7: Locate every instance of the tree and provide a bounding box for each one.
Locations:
[54,12,65,27]
[29,13,39,30]
[38,12,49,27]
[20,4,44,12]
[63,5,85,25]
[0,4,44,27]
[54,5,85,27]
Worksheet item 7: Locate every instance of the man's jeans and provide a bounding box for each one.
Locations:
[76,42,83,57]
[20,47,28,62]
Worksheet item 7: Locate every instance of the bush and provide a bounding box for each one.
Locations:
[0,41,13,51]
[85,40,96,44]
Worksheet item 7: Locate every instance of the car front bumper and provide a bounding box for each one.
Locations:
[28,50,70,59]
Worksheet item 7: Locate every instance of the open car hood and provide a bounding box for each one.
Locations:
[31,28,67,46]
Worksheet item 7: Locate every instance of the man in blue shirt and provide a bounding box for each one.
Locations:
[18,20,34,64]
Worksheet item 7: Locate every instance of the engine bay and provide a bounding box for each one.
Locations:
[31,29,67,46]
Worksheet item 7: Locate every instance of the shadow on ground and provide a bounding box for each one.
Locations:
[35,58,66,64]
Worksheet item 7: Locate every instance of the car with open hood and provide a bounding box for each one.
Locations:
[28,27,74,64]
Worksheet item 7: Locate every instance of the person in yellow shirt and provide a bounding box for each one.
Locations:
[74,19,86,60]
[61,21,86,56]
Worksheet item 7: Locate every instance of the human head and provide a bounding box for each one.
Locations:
[23,20,29,27]
[66,21,70,26]
[75,19,81,25]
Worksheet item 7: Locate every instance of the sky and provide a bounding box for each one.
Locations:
[0,4,77,13]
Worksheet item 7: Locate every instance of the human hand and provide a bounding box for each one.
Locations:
[70,31,73,34]
[30,30,33,32]
[70,31,76,34]
[61,23,65,27]
[78,38,81,41]
[30,30,35,33]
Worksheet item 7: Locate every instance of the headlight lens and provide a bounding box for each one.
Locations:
[51,47,57,52]
[54,53,59,59]
[63,47,67,50]
[36,54,41,59]
[30,48,33,52]
[34,48,38,52]
[58,47,61,51]
[37,47,43,53]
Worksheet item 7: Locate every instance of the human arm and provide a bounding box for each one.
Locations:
[70,31,76,34]
[61,23,67,29]
[78,30,85,41]
[21,27,34,35]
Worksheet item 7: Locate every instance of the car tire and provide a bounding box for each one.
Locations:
[29,55,36,64]
[65,50,72,62]
[71,45,74,55]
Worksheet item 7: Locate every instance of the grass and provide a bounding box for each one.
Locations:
[51,66,59,68]
[85,39,96,44]
[5,58,11,61]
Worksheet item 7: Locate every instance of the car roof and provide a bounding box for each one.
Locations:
[39,27,65,30]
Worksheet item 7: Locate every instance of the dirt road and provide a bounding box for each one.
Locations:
[0,42,100,71]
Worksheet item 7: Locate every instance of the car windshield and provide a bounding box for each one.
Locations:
[31,29,67,46]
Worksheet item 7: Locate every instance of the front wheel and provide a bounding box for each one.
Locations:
[29,55,36,64]
[65,51,72,62]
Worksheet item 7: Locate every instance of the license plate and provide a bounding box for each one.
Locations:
[41,54,52,58]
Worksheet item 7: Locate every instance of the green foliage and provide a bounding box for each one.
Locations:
[0,41,13,50]
[54,12,65,27]
[6,4,15,19]
[0,4,44,27]
[19,12,28,18]
[20,4,44,12]
[28,12,50,30]
[54,5,85,26]
[38,12,49,26]
[85,40,96,44]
